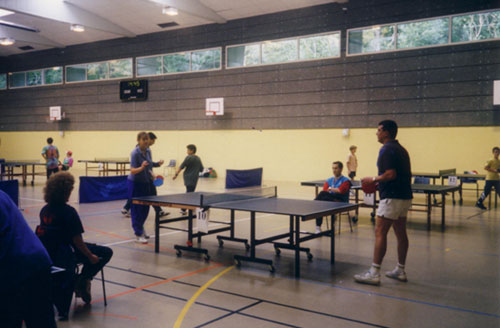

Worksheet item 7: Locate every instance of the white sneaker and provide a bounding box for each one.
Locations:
[135,235,148,244]
[181,209,187,215]
[385,269,408,282]
[121,209,130,217]
[354,271,381,286]
[142,231,150,239]
[315,226,322,234]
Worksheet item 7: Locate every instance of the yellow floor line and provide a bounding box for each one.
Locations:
[174,265,235,328]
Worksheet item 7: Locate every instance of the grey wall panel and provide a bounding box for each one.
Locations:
[0,0,499,131]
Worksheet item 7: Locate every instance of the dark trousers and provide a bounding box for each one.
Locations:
[75,243,113,280]
[315,191,345,226]
[128,180,152,236]
[46,167,59,179]
[1,268,57,328]
[478,180,500,203]
[124,182,162,213]
[181,185,197,212]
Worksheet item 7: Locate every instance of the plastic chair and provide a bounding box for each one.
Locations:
[164,159,176,177]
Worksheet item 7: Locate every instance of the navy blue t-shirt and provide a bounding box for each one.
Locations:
[377,140,413,200]
[0,190,52,292]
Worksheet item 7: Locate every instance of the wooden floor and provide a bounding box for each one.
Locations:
[15,172,500,328]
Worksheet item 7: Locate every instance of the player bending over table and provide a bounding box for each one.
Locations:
[314,161,351,234]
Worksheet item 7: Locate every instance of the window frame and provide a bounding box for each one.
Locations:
[65,58,133,84]
[8,66,64,89]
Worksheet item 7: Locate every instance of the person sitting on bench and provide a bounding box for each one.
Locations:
[314,161,351,233]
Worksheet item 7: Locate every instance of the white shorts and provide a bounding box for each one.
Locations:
[377,198,412,220]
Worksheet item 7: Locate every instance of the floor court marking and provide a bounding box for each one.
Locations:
[90,263,224,305]
[89,312,138,320]
[174,265,235,328]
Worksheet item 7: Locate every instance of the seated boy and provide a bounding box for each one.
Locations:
[314,161,351,233]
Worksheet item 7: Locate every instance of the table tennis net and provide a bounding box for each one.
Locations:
[200,186,277,207]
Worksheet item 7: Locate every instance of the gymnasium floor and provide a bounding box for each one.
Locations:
[17,173,500,328]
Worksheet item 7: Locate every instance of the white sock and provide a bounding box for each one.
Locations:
[369,263,381,275]
[395,263,405,273]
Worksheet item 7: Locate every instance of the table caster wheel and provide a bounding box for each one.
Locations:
[176,250,182,257]
[352,216,358,224]
[269,266,276,273]
[275,247,281,256]
[234,259,241,267]
[204,254,210,262]
[307,253,313,261]
[245,243,250,251]
[218,240,224,248]
[459,199,463,206]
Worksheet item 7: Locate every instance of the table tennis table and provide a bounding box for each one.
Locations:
[413,170,489,206]
[133,187,358,278]
[0,160,46,186]
[301,180,460,231]
[78,158,129,176]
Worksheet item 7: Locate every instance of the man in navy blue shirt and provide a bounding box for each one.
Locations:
[355,120,413,286]
[0,190,57,327]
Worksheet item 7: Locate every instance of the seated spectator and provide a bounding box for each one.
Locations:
[314,161,351,233]
[0,189,57,328]
[59,150,74,171]
[36,172,113,320]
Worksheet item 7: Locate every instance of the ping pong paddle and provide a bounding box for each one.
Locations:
[361,182,378,194]
[153,175,164,187]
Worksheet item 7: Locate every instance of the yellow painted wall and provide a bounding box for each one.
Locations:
[0,126,496,181]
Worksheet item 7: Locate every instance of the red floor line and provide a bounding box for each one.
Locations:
[83,225,130,240]
[91,263,224,304]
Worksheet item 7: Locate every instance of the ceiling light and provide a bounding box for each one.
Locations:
[162,7,178,16]
[0,37,15,46]
[0,9,14,17]
[70,24,85,32]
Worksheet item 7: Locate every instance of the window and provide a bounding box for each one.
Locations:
[136,48,221,77]
[397,18,449,49]
[66,65,86,82]
[348,25,395,54]
[227,44,260,68]
[109,59,133,79]
[191,48,221,71]
[66,59,132,83]
[9,72,26,88]
[137,56,162,76]
[0,74,6,89]
[262,39,298,64]
[163,52,190,73]
[44,67,63,84]
[300,33,340,59]
[452,10,500,43]
[26,70,42,86]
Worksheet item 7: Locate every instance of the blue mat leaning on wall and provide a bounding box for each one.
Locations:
[79,175,128,203]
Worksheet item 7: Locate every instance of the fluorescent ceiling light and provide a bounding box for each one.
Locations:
[162,7,178,16]
[0,37,15,46]
[70,24,85,32]
[0,9,14,17]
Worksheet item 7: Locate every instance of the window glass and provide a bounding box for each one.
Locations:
[300,33,340,59]
[0,74,6,89]
[397,18,449,49]
[163,53,190,73]
[137,56,162,76]
[109,59,132,79]
[348,25,395,54]
[227,44,260,67]
[44,67,63,84]
[191,49,221,71]
[452,10,500,42]
[66,65,87,82]
[262,39,298,64]
[9,72,26,88]
[87,62,108,80]
[26,70,43,86]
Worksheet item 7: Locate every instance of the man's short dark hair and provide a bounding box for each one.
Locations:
[378,120,398,139]
[493,147,500,152]
[148,132,157,140]
[187,144,197,153]
[333,161,343,170]
[47,137,53,144]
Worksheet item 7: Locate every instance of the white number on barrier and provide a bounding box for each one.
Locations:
[448,176,458,186]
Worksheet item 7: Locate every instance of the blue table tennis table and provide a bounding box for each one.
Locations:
[133,187,358,278]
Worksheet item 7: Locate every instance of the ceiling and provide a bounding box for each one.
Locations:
[0,0,347,57]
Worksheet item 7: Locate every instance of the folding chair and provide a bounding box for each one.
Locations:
[164,159,176,177]
[74,263,107,306]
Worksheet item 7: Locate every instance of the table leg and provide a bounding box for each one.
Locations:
[295,215,300,278]
[427,193,431,231]
[441,193,446,231]
[155,211,160,253]
[330,214,335,264]
[22,165,27,186]
[30,164,35,186]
